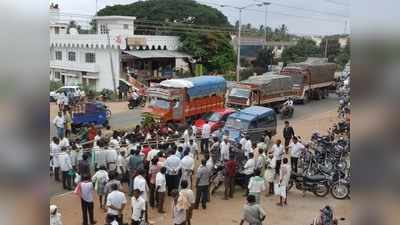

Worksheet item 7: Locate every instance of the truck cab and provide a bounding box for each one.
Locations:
[143,87,185,122]
[223,106,277,143]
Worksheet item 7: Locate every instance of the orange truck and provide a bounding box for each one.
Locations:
[143,76,226,123]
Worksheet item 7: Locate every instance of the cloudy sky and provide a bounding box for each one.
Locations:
[51,0,350,36]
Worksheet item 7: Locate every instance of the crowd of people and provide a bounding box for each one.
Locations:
[50,117,310,225]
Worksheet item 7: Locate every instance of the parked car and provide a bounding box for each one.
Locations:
[49,85,85,102]
[223,106,277,143]
[194,108,236,133]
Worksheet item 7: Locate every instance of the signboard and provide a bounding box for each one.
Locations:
[127,37,147,46]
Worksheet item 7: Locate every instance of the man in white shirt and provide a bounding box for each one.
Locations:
[155,167,167,213]
[146,148,160,162]
[78,176,96,225]
[106,146,118,171]
[94,144,107,171]
[164,150,181,195]
[50,137,61,182]
[53,111,65,138]
[182,128,191,145]
[131,189,146,225]
[220,138,230,162]
[271,139,284,175]
[244,136,253,159]
[133,171,148,222]
[59,136,70,148]
[247,169,265,204]
[188,139,198,160]
[201,121,211,154]
[288,136,304,173]
[106,183,127,224]
[243,153,256,196]
[59,147,73,190]
[180,150,195,188]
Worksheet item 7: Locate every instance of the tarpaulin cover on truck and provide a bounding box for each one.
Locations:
[240,74,293,93]
[160,75,226,98]
[285,57,336,84]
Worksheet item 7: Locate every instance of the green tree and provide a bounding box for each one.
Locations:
[254,47,274,73]
[97,0,235,74]
[336,38,350,70]
[281,38,321,64]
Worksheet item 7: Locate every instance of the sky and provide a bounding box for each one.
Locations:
[51,0,350,36]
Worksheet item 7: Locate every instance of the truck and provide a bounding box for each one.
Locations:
[227,73,298,109]
[143,75,226,123]
[280,57,336,103]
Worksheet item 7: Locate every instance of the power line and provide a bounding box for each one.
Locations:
[322,0,350,7]
[253,0,349,18]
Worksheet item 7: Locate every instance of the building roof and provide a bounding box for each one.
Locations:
[123,50,191,59]
[93,16,136,21]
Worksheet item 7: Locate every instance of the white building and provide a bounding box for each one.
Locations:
[49,5,190,91]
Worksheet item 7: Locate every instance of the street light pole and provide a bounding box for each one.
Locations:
[263,2,270,45]
[236,8,242,82]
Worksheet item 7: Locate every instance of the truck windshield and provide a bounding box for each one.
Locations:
[225,117,250,130]
[229,88,250,98]
[149,98,170,109]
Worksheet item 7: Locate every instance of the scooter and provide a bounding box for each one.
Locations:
[287,172,330,197]
[128,96,144,109]
[280,105,294,119]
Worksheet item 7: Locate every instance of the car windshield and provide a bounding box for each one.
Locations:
[229,88,250,98]
[225,117,250,130]
[149,98,170,109]
[208,112,222,122]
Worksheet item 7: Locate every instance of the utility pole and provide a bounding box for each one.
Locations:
[324,38,328,58]
[106,29,117,93]
[236,8,242,82]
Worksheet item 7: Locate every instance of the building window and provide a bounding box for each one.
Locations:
[82,71,87,76]
[123,24,129,30]
[54,71,61,80]
[100,24,108,34]
[85,53,96,63]
[55,51,62,60]
[68,52,76,61]
[55,27,59,34]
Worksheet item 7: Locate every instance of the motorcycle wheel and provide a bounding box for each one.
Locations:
[313,183,330,197]
[330,182,349,200]
[335,159,348,171]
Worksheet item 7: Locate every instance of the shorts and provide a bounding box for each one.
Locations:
[274,183,287,198]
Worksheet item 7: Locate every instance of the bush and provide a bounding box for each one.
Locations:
[50,81,63,91]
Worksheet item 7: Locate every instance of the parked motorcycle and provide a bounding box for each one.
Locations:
[287,172,330,197]
[330,173,350,200]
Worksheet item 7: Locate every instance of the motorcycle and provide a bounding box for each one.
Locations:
[128,96,145,109]
[330,173,350,200]
[287,172,330,197]
[280,104,294,119]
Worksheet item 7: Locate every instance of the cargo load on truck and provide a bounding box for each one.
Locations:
[280,57,336,101]
[227,73,297,108]
[160,76,226,98]
[241,74,293,93]
[284,57,336,85]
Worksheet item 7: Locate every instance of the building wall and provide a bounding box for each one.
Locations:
[127,35,180,50]
[97,19,135,36]
[50,36,122,91]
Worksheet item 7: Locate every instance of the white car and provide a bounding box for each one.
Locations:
[49,86,85,102]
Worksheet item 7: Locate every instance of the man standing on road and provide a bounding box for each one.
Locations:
[288,136,304,173]
[201,121,211,154]
[277,158,291,207]
[76,175,97,225]
[128,149,144,195]
[194,159,210,209]
[50,137,61,182]
[283,121,295,152]
[220,138,230,162]
[106,183,127,224]
[180,150,195,189]
[272,140,284,175]
[59,147,73,190]
[165,149,181,195]
[53,111,65,139]
[240,195,266,225]
[224,154,236,199]
[78,153,91,178]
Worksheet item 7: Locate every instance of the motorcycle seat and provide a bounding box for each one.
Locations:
[304,175,326,182]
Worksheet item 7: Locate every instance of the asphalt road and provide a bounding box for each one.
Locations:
[49,94,338,197]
